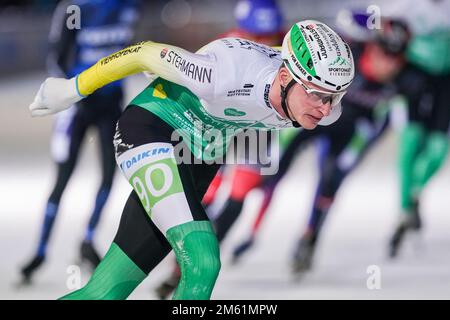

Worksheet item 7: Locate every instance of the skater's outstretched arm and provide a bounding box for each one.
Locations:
[76,41,216,97]
[29,41,216,116]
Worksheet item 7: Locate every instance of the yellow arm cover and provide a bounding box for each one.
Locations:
[77,41,190,96]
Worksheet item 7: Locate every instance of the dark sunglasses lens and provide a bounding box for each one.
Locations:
[321,95,332,105]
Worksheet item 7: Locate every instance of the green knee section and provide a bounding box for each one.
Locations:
[412,132,449,191]
[166,220,221,300]
[59,242,147,300]
[398,123,425,210]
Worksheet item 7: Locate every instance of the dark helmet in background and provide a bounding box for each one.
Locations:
[375,18,411,55]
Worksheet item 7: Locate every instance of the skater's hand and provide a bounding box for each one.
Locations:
[29,77,84,117]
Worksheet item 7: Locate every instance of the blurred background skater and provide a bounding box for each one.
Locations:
[231,11,410,274]
[20,0,140,284]
[219,0,284,45]
[385,0,450,258]
[154,0,287,299]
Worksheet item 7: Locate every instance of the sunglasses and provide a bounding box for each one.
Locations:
[299,80,346,106]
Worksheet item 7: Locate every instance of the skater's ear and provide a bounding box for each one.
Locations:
[278,66,293,87]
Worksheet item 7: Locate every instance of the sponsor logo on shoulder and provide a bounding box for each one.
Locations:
[160,48,168,59]
[164,50,212,83]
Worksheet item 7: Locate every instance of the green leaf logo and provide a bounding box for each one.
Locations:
[224,108,246,116]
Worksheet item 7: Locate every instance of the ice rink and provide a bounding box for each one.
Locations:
[1,74,450,300]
